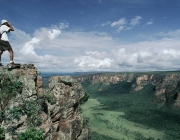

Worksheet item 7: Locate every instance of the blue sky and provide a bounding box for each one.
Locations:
[1,0,180,72]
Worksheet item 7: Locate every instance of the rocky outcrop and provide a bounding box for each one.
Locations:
[0,64,90,140]
[76,72,180,107]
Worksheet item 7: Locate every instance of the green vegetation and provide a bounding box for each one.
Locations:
[82,98,164,140]
[81,81,103,97]
[43,93,56,105]
[17,127,44,140]
[0,74,48,138]
[81,79,180,140]
[5,99,43,127]
[80,91,90,104]
[0,127,4,140]
[7,107,23,121]
[0,74,23,124]
[91,131,118,140]
[0,75,22,110]
[81,80,135,98]
[22,99,43,126]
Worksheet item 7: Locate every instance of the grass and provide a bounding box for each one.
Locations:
[81,99,164,140]
[81,80,180,140]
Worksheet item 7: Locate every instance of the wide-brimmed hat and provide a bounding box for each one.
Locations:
[1,19,8,25]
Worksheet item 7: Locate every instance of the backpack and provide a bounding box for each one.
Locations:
[0,25,4,39]
[0,32,2,39]
[0,31,5,39]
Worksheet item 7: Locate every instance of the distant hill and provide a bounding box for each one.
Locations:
[75,71,180,107]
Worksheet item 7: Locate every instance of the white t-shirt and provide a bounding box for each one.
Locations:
[0,25,10,41]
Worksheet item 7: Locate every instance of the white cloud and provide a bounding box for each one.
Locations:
[157,29,180,38]
[109,16,142,32]
[85,51,97,55]
[111,18,126,27]
[101,21,111,26]
[143,19,154,27]
[6,24,180,72]
[48,29,61,40]
[145,21,153,26]
[10,28,32,49]
[85,51,109,60]
[130,16,142,26]
[162,49,180,56]
[117,26,126,32]
[59,22,69,30]
[111,47,180,71]
[20,37,40,55]
[74,56,113,69]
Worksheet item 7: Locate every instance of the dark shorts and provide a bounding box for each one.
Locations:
[0,40,12,51]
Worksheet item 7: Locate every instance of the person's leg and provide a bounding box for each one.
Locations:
[0,51,3,65]
[8,49,14,63]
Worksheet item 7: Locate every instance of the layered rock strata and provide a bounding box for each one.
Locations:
[76,73,180,106]
[0,64,90,140]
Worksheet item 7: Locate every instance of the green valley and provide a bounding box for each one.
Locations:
[41,72,180,140]
[78,73,180,140]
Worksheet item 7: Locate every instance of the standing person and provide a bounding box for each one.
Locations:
[0,19,15,66]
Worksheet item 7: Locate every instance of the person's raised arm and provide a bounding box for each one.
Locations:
[7,22,14,31]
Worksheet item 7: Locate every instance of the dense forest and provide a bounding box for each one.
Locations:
[81,79,180,140]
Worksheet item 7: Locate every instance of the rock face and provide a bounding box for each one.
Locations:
[76,73,180,107]
[0,64,90,140]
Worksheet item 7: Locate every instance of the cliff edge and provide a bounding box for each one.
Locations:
[0,64,90,140]
[76,72,180,107]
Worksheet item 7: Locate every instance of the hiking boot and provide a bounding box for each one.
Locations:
[10,62,15,64]
[8,62,20,69]
[10,62,19,65]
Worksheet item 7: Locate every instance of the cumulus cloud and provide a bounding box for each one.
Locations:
[7,24,180,72]
[162,49,180,56]
[10,28,32,49]
[20,28,61,56]
[74,56,113,69]
[48,29,61,40]
[111,47,180,71]
[20,37,40,55]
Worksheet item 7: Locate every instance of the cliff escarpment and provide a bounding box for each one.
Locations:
[0,64,90,140]
[76,72,180,107]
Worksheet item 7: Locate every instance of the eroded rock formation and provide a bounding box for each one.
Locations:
[0,64,90,140]
[76,73,180,107]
